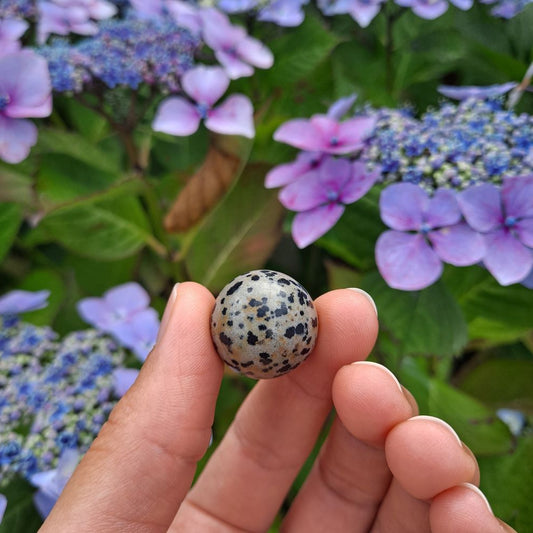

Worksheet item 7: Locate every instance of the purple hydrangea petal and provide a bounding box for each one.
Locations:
[181,65,229,106]
[449,0,473,9]
[129,0,165,17]
[0,51,52,118]
[0,115,38,163]
[152,96,201,136]
[335,115,376,153]
[376,230,443,291]
[104,282,150,316]
[379,183,428,231]
[0,494,6,523]
[258,0,308,26]
[214,49,255,79]
[31,449,80,519]
[501,176,533,220]
[412,1,448,18]
[199,7,233,48]
[86,0,118,19]
[218,0,260,13]
[457,183,503,232]
[327,93,358,120]
[76,298,112,330]
[340,162,379,204]
[483,229,533,285]
[438,82,518,100]
[111,308,160,361]
[112,368,140,397]
[274,118,326,151]
[0,289,50,315]
[279,157,351,211]
[292,203,345,248]
[264,152,324,189]
[350,2,382,27]
[425,188,462,228]
[515,218,533,248]
[167,0,202,35]
[235,36,274,69]
[0,19,28,41]
[520,266,533,289]
[428,222,486,265]
[205,94,255,138]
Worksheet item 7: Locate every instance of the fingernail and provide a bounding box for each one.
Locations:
[460,483,493,515]
[409,415,463,447]
[351,361,403,392]
[348,288,378,317]
[156,283,179,343]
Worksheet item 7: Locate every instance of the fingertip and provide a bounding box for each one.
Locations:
[332,361,414,446]
[430,483,512,533]
[385,416,478,500]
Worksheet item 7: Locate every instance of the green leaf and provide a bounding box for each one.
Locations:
[428,379,512,456]
[443,266,533,342]
[316,187,384,270]
[17,269,65,327]
[259,13,340,87]
[0,203,22,264]
[0,166,34,206]
[362,272,468,359]
[479,436,533,532]
[38,196,163,260]
[37,154,120,207]
[457,358,533,412]
[324,260,363,291]
[184,164,285,292]
[0,479,42,533]
[35,129,121,175]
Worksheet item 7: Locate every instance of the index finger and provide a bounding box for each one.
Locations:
[40,282,224,533]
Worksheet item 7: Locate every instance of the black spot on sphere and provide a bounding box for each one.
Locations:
[284,327,295,339]
[226,281,243,295]
[241,360,254,367]
[277,364,292,374]
[257,305,269,317]
[247,331,259,345]
[249,298,262,307]
[219,332,233,348]
[251,275,260,281]
[277,277,291,285]
[265,329,273,339]
[300,348,310,355]
[312,317,318,328]
[258,324,267,331]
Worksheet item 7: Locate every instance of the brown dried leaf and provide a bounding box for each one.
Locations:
[164,137,243,233]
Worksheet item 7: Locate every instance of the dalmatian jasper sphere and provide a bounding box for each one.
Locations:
[211,270,319,379]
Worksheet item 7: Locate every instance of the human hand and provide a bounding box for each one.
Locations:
[39,282,516,532]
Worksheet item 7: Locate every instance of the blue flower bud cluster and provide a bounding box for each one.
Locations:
[0,316,125,486]
[360,99,533,192]
[36,16,199,93]
[0,0,35,19]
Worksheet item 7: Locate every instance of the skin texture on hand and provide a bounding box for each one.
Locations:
[39,282,516,533]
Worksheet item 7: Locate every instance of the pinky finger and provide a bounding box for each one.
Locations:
[430,483,517,533]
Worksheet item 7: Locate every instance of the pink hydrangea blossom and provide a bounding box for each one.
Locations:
[0,50,52,163]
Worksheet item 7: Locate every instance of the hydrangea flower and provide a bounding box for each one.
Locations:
[152,65,255,138]
[36,0,118,44]
[0,0,36,19]
[199,8,274,79]
[112,367,139,397]
[437,82,519,101]
[0,290,50,315]
[279,156,379,247]
[481,0,533,17]
[376,183,486,290]
[458,176,533,285]
[37,16,198,92]
[129,0,202,35]
[0,493,6,523]
[264,151,326,188]
[394,0,472,18]
[0,19,29,57]
[77,282,151,332]
[317,0,384,28]
[274,114,376,155]
[30,448,80,518]
[0,50,52,163]
[257,0,309,26]
[361,99,533,192]
[111,309,159,361]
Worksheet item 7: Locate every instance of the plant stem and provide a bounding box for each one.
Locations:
[385,6,395,95]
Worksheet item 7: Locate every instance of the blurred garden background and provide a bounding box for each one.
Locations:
[0,0,532,530]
